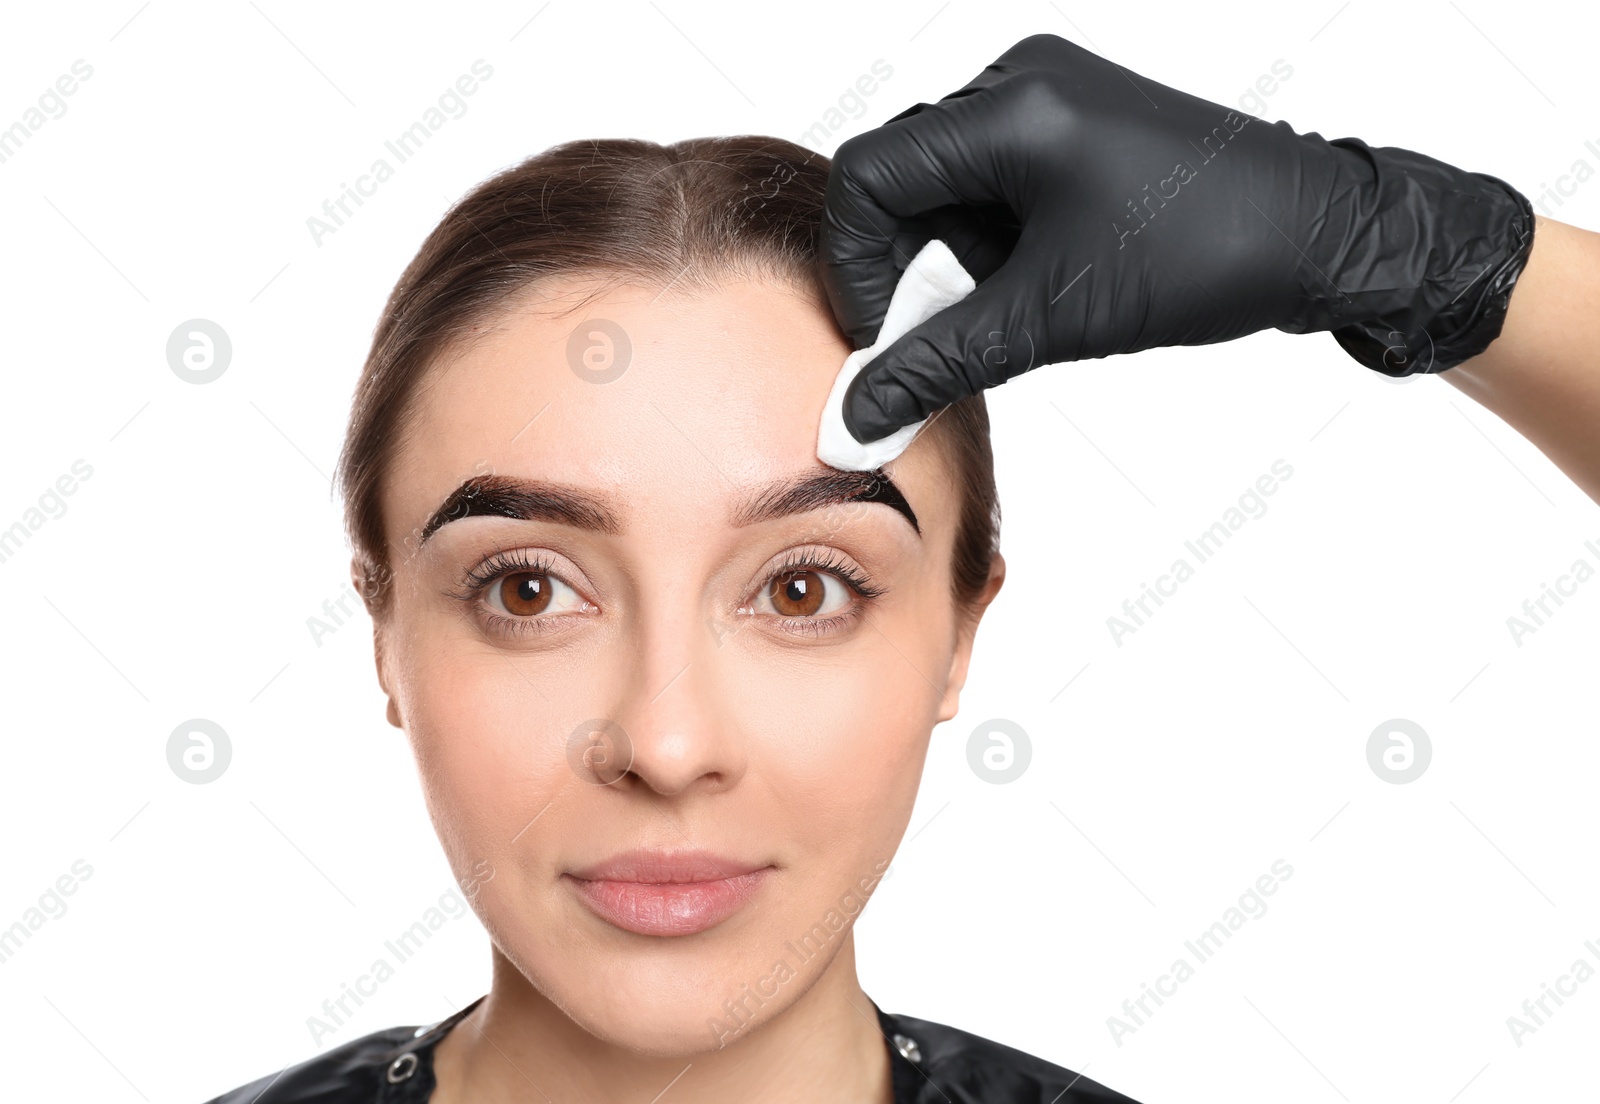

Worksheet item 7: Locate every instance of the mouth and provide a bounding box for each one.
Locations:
[562,849,774,937]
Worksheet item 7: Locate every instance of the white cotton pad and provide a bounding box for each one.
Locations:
[816,238,976,471]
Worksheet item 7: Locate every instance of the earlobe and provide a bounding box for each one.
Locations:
[374,637,404,730]
[349,556,370,610]
[936,553,1007,723]
[374,636,403,729]
[353,556,404,730]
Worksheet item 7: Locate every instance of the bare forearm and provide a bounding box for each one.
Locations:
[1443,216,1600,505]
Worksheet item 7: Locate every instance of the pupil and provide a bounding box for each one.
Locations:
[501,572,552,616]
[772,570,824,617]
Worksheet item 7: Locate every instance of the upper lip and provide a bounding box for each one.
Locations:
[566,848,771,883]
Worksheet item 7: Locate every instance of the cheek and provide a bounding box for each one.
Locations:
[399,642,578,869]
[728,632,944,837]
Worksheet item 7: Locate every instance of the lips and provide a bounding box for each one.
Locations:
[563,849,773,937]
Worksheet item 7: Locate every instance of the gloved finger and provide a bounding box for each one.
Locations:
[821,90,1023,350]
[821,31,1109,279]
[924,203,1022,284]
[824,201,1022,350]
[841,247,1043,444]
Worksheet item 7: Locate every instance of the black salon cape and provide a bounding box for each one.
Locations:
[201,996,1144,1103]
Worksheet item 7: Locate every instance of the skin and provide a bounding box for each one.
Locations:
[1444,216,1600,505]
[364,275,1005,1104]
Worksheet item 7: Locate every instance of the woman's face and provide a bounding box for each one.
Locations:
[372,276,1000,1054]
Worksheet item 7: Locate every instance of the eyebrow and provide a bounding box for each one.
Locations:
[417,468,920,546]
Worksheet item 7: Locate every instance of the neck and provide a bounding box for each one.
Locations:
[432,932,892,1104]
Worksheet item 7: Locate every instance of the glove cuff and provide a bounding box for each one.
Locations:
[1329,167,1537,376]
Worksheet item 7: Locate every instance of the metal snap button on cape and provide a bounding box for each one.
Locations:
[893,1033,922,1064]
[387,1051,419,1082]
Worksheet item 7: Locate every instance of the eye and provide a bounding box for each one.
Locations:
[742,548,887,638]
[484,569,588,619]
[451,548,595,637]
[754,567,853,619]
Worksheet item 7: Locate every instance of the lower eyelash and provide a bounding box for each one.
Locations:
[763,604,870,638]
[479,610,570,639]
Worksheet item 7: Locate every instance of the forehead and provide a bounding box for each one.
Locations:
[382,277,950,546]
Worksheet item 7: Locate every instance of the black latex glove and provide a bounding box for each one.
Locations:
[821,32,1537,446]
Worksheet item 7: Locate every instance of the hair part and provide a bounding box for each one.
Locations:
[336,136,1000,622]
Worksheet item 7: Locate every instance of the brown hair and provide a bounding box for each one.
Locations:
[336,136,1000,622]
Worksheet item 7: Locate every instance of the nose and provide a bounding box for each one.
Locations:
[584,608,748,798]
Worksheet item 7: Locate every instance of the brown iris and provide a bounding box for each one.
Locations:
[499,572,553,616]
[769,569,826,617]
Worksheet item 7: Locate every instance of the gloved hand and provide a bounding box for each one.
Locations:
[821,32,1537,446]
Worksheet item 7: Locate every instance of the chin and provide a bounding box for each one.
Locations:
[501,920,835,1057]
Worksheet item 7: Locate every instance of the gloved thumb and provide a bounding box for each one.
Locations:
[842,250,1042,445]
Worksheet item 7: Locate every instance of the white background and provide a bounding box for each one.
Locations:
[2,1,1597,1101]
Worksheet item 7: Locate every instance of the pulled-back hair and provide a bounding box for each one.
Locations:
[335,136,999,621]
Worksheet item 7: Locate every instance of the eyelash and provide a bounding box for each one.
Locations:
[759,547,887,638]
[449,547,888,640]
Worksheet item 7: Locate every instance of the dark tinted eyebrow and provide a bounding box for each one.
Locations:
[417,468,919,545]
[732,468,920,536]
[418,475,622,545]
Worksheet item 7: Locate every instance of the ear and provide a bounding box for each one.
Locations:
[936,552,1006,724]
[352,557,404,730]
[380,641,402,730]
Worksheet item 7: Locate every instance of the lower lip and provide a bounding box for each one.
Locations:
[564,870,771,936]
